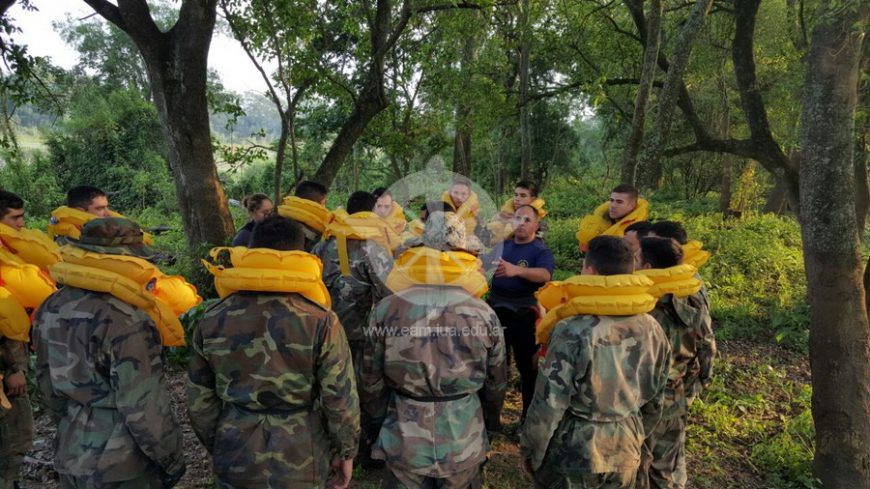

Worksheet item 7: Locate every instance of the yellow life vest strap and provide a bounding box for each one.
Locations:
[386,246,488,298]
[203,247,331,308]
[50,262,186,347]
[337,233,351,277]
[324,210,398,277]
[636,264,702,299]
[535,273,656,345]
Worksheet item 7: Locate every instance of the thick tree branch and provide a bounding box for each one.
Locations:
[82,0,126,30]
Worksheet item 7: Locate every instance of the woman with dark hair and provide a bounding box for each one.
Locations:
[231,194,274,246]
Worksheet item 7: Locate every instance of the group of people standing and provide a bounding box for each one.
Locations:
[0,178,715,489]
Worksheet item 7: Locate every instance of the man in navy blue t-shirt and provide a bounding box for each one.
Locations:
[485,204,554,423]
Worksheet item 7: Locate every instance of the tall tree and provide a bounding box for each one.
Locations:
[799,2,870,487]
[637,0,714,189]
[83,0,234,246]
[619,0,662,185]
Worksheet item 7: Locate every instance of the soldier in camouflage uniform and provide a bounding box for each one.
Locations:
[293,180,329,252]
[188,216,360,489]
[521,236,671,489]
[312,191,393,374]
[361,211,507,488]
[0,338,32,489]
[0,190,34,489]
[636,237,716,489]
[32,218,185,488]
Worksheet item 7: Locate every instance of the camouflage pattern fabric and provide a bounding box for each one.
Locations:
[637,292,715,489]
[638,414,687,489]
[300,222,322,253]
[187,291,360,488]
[312,237,393,347]
[520,313,671,481]
[32,287,185,485]
[59,472,163,489]
[386,464,483,489]
[0,338,33,488]
[361,286,507,478]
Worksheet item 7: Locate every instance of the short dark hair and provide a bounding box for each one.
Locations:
[372,187,391,199]
[242,193,271,213]
[516,180,539,197]
[294,181,328,202]
[625,221,652,238]
[611,184,639,201]
[640,237,684,268]
[420,201,451,221]
[650,220,688,245]
[515,204,540,219]
[67,186,107,210]
[346,191,376,214]
[452,176,472,189]
[249,215,304,251]
[0,189,24,219]
[585,236,634,275]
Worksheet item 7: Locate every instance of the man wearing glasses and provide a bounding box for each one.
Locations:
[485,205,554,425]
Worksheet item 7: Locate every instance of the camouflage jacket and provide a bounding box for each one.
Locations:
[312,237,393,344]
[520,313,671,475]
[301,223,322,253]
[187,292,360,487]
[32,287,184,483]
[650,292,716,418]
[361,286,507,477]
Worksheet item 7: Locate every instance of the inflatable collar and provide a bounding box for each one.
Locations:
[323,209,400,276]
[0,249,56,341]
[636,264,702,299]
[442,190,480,234]
[48,206,154,246]
[203,247,330,308]
[51,247,201,346]
[682,240,710,269]
[576,198,649,250]
[384,201,407,235]
[0,222,61,271]
[386,246,488,298]
[535,274,656,345]
[277,196,331,234]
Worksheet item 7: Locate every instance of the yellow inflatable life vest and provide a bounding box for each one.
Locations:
[442,190,480,235]
[576,198,649,251]
[486,197,548,243]
[682,240,710,269]
[48,207,154,246]
[0,222,61,271]
[535,274,657,345]
[50,247,201,347]
[0,249,56,341]
[405,219,425,239]
[384,201,407,235]
[202,247,331,308]
[386,246,488,298]
[636,264,702,299]
[323,209,400,276]
[277,196,331,234]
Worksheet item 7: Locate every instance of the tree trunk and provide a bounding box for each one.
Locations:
[763,177,789,214]
[620,0,662,185]
[84,0,234,247]
[453,23,478,177]
[799,3,870,487]
[274,115,290,202]
[638,0,713,190]
[518,0,531,180]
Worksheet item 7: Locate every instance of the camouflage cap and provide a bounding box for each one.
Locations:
[423,211,482,253]
[71,217,159,259]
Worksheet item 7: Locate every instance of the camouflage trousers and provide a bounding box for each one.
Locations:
[386,464,483,489]
[59,472,163,489]
[532,466,637,489]
[0,394,34,488]
[637,414,687,489]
